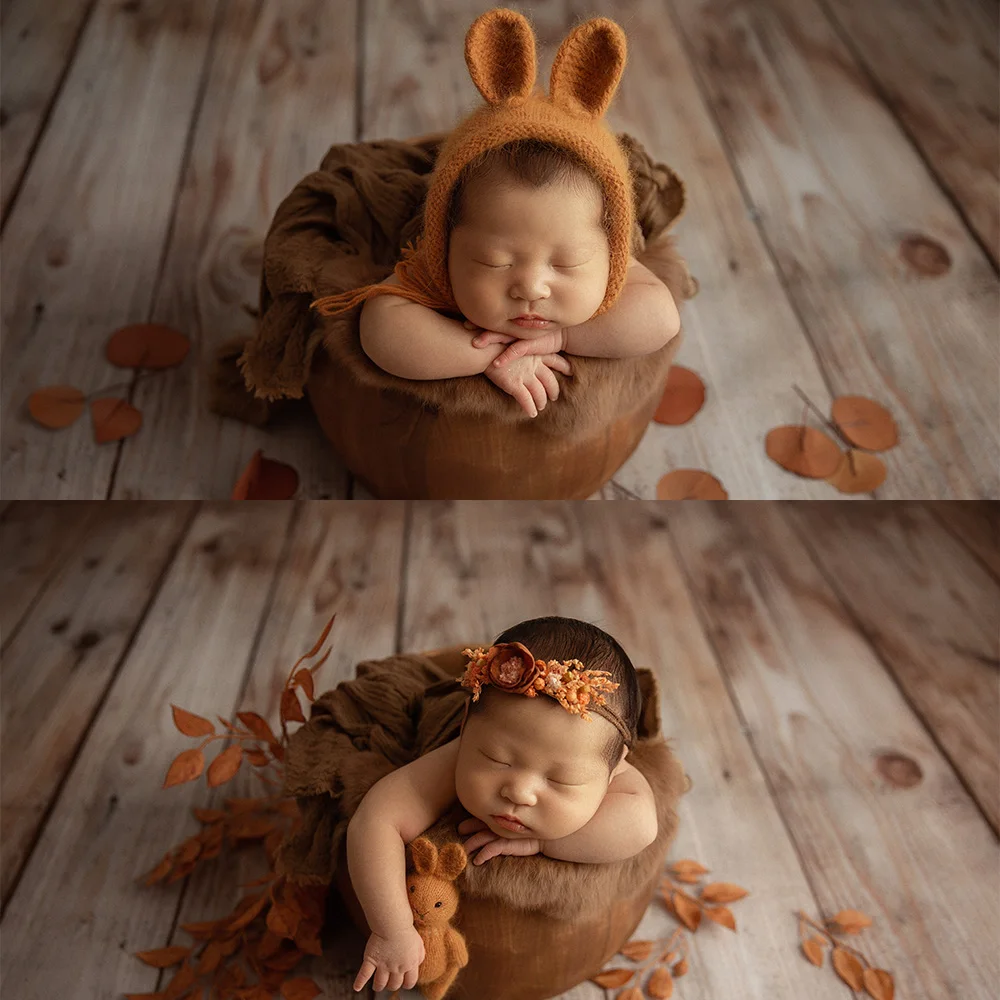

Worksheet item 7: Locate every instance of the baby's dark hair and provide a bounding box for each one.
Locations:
[446,138,614,239]
[466,616,641,770]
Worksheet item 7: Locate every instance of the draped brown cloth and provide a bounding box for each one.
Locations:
[211,132,697,429]
[275,648,688,924]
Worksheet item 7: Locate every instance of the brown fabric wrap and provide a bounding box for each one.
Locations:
[219,131,695,427]
[276,649,688,923]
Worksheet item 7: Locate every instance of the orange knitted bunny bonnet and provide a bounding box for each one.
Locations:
[310,7,636,322]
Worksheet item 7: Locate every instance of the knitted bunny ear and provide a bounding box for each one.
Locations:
[465,7,537,104]
[549,16,627,119]
[436,842,469,881]
[411,837,438,875]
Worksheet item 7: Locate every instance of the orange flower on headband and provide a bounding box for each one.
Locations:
[461,643,620,721]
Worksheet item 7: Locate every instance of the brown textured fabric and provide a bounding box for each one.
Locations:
[212,130,695,426]
[276,648,688,923]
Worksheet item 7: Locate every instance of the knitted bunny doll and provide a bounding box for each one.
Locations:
[396,837,470,1000]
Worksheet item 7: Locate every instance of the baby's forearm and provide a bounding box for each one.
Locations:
[346,797,414,938]
[541,789,657,863]
[562,282,680,359]
[360,299,506,379]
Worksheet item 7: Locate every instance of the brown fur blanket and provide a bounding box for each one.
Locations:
[276,649,688,922]
[213,132,697,434]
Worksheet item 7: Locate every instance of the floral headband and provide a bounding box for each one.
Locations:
[460,642,633,746]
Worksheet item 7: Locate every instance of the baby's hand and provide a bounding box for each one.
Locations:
[354,925,425,993]
[466,321,567,367]
[483,353,573,418]
[458,817,543,865]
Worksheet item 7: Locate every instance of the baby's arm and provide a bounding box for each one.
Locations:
[359,273,507,379]
[541,760,658,863]
[346,738,461,990]
[561,257,680,360]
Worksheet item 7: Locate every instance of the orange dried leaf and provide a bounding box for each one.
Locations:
[267,901,301,939]
[207,745,243,787]
[700,882,749,904]
[672,871,702,884]
[669,860,710,878]
[141,855,173,886]
[831,396,898,451]
[671,958,689,977]
[193,807,225,824]
[246,747,270,766]
[237,711,277,744]
[616,989,644,1000]
[647,966,674,998]
[656,469,728,500]
[826,449,887,493]
[863,968,895,1000]
[830,908,873,935]
[307,646,332,676]
[28,385,86,429]
[305,613,337,659]
[802,936,825,967]
[294,668,315,702]
[619,939,654,961]
[134,945,191,968]
[653,365,705,425]
[590,968,635,988]
[231,449,299,500]
[90,397,142,444]
[227,892,269,932]
[703,905,736,930]
[281,687,306,725]
[195,939,224,975]
[162,959,195,1000]
[106,323,190,369]
[279,978,322,1000]
[832,947,865,990]
[164,748,204,788]
[765,425,841,478]
[171,705,215,738]
[672,890,702,932]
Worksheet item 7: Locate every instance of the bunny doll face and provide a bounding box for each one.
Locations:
[447,172,611,337]
[455,689,627,843]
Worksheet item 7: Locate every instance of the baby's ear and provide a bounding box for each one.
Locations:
[436,842,469,881]
[410,837,438,875]
[549,17,627,119]
[465,8,537,105]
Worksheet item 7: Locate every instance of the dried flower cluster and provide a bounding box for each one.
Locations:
[798,909,895,999]
[590,858,749,998]
[460,642,620,720]
[131,615,338,1000]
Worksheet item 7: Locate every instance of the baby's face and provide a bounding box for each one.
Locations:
[447,175,611,336]
[455,691,623,843]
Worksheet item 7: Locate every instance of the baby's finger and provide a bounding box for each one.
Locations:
[463,831,496,852]
[354,958,376,992]
[528,377,548,414]
[473,841,504,865]
[543,353,573,376]
[457,817,487,834]
[403,969,420,990]
[537,365,560,402]
[494,341,527,367]
[372,967,389,993]
[513,385,538,418]
[386,971,404,992]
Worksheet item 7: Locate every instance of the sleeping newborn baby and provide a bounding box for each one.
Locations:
[359,139,681,417]
[347,616,657,994]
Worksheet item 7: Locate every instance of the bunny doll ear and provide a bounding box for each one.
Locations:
[465,8,537,104]
[437,842,469,880]
[549,16,627,119]
[410,837,438,875]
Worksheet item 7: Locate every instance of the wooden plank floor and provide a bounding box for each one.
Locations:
[1,0,996,500]
[1,501,997,998]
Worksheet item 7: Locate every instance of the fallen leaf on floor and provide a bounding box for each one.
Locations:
[620,940,655,961]
[231,449,300,500]
[591,968,635,988]
[826,449,886,493]
[765,425,841,478]
[646,967,674,998]
[828,909,874,935]
[802,936,825,966]
[862,967,895,1000]
[106,322,191,369]
[700,883,749,904]
[831,396,898,451]
[832,947,865,990]
[653,365,705,425]
[90,397,142,443]
[656,470,728,499]
[27,385,86,429]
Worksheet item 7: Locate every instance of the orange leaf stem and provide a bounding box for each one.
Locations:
[791,384,850,448]
[795,910,872,965]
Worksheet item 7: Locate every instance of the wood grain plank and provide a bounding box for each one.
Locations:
[923,499,1000,581]
[0,501,101,644]
[110,0,357,499]
[819,0,999,266]
[669,503,999,1000]
[154,501,406,996]
[0,502,195,907]
[0,0,96,222]
[669,0,1000,498]
[0,0,220,499]
[399,501,847,1000]
[784,502,1000,831]
[0,503,293,997]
